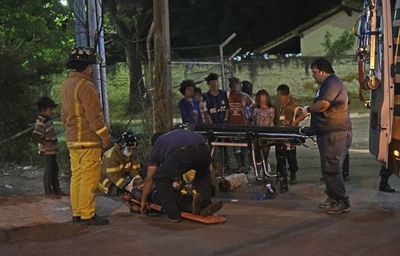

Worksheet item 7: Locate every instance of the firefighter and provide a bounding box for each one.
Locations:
[98,132,143,196]
[60,47,111,225]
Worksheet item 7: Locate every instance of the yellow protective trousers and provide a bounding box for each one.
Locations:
[69,147,102,220]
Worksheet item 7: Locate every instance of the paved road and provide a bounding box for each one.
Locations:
[0,117,400,255]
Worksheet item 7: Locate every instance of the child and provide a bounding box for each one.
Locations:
[178,80,202,124]
[32,96,64,196]
[252,90,275,180]
[194,87,209,124]
[228,77,255,173]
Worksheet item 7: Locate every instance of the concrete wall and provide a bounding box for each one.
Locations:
[301,10,360,56]
[174,56,359,102]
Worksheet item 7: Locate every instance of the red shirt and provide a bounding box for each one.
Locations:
[228,92,253,125]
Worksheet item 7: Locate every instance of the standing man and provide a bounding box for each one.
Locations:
[61,47,111,225]
[203,73,229,124]
[304,58,352,215]
[203,73,230,171]
[140,128,222,222]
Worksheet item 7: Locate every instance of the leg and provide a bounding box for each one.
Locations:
[318,131,351,206]
[77,148,102,220]
[342,153,350,181]
[42,155,53,195]
[275,144,288,192]
[153,177,181,219]
[50,155,61,193]
[69,149,82,217]
[287,147,299,184]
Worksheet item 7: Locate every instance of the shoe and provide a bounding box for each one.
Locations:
[324,201,350,215]
[81,214,109,225]
[379,177,396,193]
[318,197,336,209]
[289,172,297,185]
[166,216,182,223]
[45,193,61,199]
[54,190,69,196]
[72,216,81,224]
[379,184,396,192]
[200,201,223,216]
[279,178,288,193]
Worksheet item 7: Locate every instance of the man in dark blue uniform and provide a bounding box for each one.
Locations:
[140,128,221,222]
[304,58,352,215]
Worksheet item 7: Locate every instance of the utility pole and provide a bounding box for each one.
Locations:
[152,0,173,133]
[72,0,110,126]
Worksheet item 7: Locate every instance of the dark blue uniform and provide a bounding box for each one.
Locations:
[310,74,352,205]
[149,129,212,219]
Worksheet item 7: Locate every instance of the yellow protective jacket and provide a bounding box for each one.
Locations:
[98,144,141,194]
[60,71,109,149]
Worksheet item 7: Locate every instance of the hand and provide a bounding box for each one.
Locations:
[301,106,311,114]
[102,135,111,149]
[140,200,149,213]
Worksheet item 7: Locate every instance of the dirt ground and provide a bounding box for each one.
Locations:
[1,116,400,256]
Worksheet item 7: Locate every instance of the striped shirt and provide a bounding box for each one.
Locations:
[32,115,58,155]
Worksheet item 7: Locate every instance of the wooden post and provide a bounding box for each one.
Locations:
[152,0,173,133]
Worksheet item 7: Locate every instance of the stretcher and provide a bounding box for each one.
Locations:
[192,123,313,181]
[122,193,226,224]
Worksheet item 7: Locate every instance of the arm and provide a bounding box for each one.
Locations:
[32,120,45,144]
[79,83,111,149]
[309,100,330,113]
[178,100,192,123]
[140,165,157,212]
[224,93,229,123]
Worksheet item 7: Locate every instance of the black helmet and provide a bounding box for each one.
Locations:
[66,47,99,70]
[118,132,137,148]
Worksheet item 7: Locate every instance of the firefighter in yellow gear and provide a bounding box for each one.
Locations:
[60,47,111,226]
[98,132,143,195]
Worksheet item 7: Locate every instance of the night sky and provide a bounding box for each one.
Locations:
[169,0,348,57]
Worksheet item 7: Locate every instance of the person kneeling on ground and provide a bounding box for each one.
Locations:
[98,132,143,197]
[140,127,223,222]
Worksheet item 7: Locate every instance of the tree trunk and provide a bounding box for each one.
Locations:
[125,43,146,113]
[152,0,173,133]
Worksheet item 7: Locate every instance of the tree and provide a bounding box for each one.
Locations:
[104,0,152,113]
[322,30,356,58]
[0,0,73,162]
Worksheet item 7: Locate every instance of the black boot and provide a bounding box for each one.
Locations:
[279,177,288,193]
[379,177,396,193]
[81,214,109,225]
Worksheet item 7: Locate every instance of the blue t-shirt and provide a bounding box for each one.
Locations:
[178,97,202,124]
[148,129,206,166]
[203,90,229,124]
[310,74,352,135]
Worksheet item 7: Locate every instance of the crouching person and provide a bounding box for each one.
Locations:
[98,132,143,196]
[140,128,222,222]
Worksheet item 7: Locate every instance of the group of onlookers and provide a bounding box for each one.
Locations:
[177,73,306,193]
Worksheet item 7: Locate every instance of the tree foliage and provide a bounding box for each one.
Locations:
[321,30,356,58]
[0,0,73,162]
